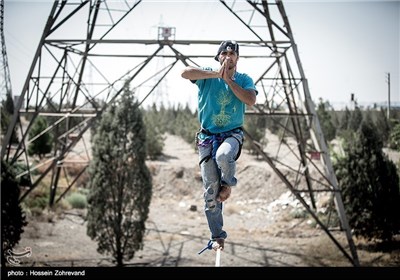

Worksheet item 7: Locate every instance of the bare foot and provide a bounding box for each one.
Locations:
[212,238,225,251]
[217,185,231,202]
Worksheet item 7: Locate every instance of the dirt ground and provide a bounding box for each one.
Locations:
[9,134,400,269]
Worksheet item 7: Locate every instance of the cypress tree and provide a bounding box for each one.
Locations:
[1,92,19,144]
[142,105,164,159]
[374,108,390,146]
[348,106,363,131]
[86,86,152,266]
[244,114,267,155]
[1,160,28,266]
[316,99,336,142]
[28,116,53,159]
[334,117,400,241]
[339,107,351,132]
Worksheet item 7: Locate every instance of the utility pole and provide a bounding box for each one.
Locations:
[386,72,391,119]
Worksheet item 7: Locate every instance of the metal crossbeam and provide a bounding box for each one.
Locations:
[1,0,359,266]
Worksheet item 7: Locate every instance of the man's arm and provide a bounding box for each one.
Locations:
[181,66,219,81]
[220,59,256,106]
[225,80,257,106]
[181,64,257,106]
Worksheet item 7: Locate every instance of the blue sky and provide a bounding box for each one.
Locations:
[3,0,399,110]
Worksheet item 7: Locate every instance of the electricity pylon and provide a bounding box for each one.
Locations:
[1,0,359,266]
[0,0,12,102]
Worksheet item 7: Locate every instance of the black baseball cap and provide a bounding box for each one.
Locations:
[214,40,239,61]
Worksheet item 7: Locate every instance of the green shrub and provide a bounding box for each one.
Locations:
[334,119,400,241]
[66,192,87,209]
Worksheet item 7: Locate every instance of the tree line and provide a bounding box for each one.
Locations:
[1,90,400,266]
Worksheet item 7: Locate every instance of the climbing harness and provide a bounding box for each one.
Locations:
[196,127,243,166]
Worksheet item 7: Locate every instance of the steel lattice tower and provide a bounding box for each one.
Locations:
[1,0,359,266]
[0,0,12,102]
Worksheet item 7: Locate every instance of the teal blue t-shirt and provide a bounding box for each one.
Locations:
[195,67,257,134]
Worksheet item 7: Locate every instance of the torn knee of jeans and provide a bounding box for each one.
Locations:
[205,196,217,210]
[204,186,218,210]
[205,203,217,212]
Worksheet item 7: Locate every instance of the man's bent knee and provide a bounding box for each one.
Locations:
[204,185,219,211]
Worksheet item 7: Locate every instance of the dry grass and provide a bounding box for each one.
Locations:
[300,234,349,266]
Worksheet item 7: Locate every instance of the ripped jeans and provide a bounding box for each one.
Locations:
[197,130,243,240]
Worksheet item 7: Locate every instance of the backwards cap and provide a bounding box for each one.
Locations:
[214,40,239,61]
